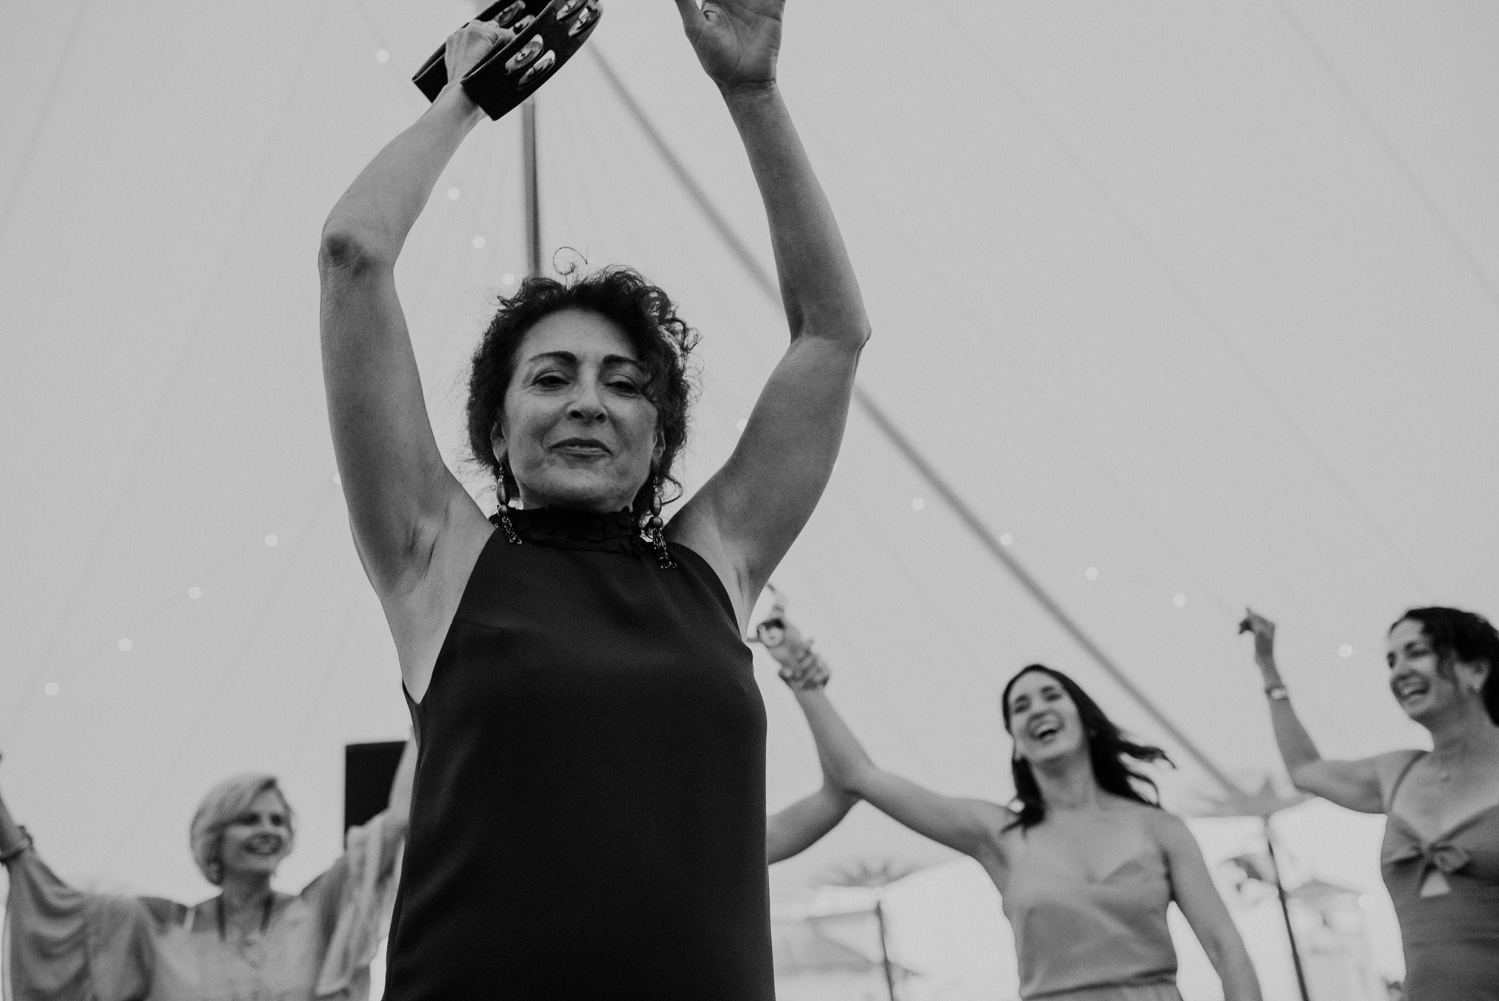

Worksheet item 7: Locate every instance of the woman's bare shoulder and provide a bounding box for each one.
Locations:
[1137,804,1192,840]
[1106,800,1192,854]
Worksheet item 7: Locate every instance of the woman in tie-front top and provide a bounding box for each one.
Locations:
[1240,606,1499,1000]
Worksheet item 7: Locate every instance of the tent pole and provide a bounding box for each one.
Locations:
[874,895,897,1001]
[588,46,1245,800]
[1265,819,1313,1001]
[523,98,541,277]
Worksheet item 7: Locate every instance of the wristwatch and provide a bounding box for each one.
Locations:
[1264,684,1290,702]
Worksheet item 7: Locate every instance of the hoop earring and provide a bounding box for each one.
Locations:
[643,472,675,570]
[495,461,521,546]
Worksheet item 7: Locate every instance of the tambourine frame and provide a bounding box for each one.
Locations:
[412,0,602,121]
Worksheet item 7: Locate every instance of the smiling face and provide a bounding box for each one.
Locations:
[1387,618,1489,724]
[217,788,293,880]
[492,309,662,513]
[1005,669,1088,766]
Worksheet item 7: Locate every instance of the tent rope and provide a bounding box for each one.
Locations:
[917,0,1436,601]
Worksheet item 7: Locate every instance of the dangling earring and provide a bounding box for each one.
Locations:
[495,461,521,546]
[644,472,675,570]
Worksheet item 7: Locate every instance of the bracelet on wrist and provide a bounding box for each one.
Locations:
[0,826,33,863]
[1264,684,1290,702]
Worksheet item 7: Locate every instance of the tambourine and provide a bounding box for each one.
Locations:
[412,0,603,121]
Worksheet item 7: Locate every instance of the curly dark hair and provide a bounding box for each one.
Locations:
[1391,607,1499,724]
[466,266,699,510]
[999,664,1173,832]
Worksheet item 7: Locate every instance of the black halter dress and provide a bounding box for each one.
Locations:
[384,507,774,1001]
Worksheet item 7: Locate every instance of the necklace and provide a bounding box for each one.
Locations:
[1431,746,1470,782]
[215,892,275,941]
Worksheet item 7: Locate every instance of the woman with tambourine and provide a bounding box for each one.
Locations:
[317,0,871,996]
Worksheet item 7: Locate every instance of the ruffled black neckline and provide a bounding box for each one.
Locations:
[491,506,642,554]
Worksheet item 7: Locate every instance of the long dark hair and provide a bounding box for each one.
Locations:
[1393,607,1499,724]
[999,664,1173,831]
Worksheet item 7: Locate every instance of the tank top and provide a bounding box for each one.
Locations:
[1380,751,1499,1000]
[998,809,1178,999]
[383,507,774,1001]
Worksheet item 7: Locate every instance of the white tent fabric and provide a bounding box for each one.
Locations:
[3,2,1496,997]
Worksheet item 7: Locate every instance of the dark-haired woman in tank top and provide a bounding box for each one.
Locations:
[317,1,869,997]
[1240,607,1499,1000]
[783,634,1262,1001]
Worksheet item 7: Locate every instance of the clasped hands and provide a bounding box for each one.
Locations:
[775,643,829,692]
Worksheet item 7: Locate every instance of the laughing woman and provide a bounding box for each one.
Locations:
[788,651,1263,1001]
[316,1,869,997]
[0,743,413,1001]
[1240,607,1499,1001]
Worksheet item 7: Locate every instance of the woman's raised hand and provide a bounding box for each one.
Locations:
[672,0,783,92]
[444,20,515,83]
[1238,608,1277,669]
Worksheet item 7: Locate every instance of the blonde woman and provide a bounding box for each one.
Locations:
[1,743,412,1001]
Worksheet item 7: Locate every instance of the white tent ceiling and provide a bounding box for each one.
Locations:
[2,4,1495,986]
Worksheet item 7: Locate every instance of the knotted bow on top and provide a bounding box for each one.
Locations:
[1387,839,1473,877]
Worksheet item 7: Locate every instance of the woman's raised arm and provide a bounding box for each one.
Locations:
[796,689,1008,861]
[1240,610,1385,813]
[765,780,857,865]
[318,25,509,603]
[765,654,857,863]
[373,736,418,863]
[0,755,32,865]
[668,0,871,616]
